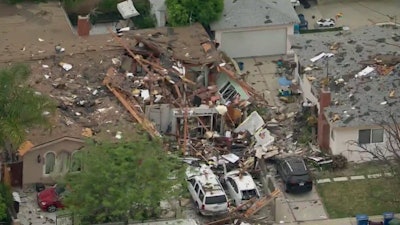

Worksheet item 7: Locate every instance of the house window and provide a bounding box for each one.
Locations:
[219,81,238,102]
[44,152,56,175]
[358,129,384,144]
[331,129,334,141]
[55,152,70,174]
[70,151,82,172]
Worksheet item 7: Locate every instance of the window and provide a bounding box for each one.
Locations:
[358,129,384,144]
[70,151,82,172]
[205,195,227,204]
[55,152,70,174]
[331,129,334,141]
[241,189,258,200]
[44,152,56,175]
[194,184,199,193]
[199,191,205,201]
[219,82,238,101]
[228,177,238,193]
[188,179,196,186]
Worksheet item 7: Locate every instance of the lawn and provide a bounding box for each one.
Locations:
[312,161,392,179]
[317,178,400,218]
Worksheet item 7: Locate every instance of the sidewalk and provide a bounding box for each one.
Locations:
[275,214,400,225]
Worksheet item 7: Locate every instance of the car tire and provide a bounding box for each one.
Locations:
[329,24,334,27]
[319,24,323,27]
[47,205,57,213]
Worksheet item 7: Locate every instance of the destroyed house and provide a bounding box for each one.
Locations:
[290,25,400,162]
[104,23,266,156]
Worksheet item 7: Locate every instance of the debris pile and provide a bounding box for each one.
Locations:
[102,23,285,163]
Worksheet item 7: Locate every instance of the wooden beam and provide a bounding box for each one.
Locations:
[243,189,280,218]
[104,67,160,138]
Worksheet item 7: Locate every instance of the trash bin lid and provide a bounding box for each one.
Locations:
[12,192,21,203]
[356,214,369,220]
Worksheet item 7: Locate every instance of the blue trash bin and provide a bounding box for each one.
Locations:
[356,214,369,225]
[384,212,394,225]
[238,62,244,71]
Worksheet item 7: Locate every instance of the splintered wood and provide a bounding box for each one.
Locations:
[104,67,160,138]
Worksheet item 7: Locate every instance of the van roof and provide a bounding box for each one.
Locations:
[186,164,225,196]
[226,170,257,190]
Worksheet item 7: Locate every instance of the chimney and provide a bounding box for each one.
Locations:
[77,15,91,37]
[318,88,331,151]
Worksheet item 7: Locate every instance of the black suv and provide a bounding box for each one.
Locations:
[276,156,313,193]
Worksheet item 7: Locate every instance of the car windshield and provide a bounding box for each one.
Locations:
[205,195,227,204]
[55,186,66,195]
[241,189,258,200]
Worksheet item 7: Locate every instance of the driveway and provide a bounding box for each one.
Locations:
[295,0,400,29]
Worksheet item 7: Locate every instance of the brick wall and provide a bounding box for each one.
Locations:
[317,88,331,151]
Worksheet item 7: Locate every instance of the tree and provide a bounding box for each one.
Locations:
[0,64,56,162]
[63,137,185,224]
[347,113,400,202]
[166,0,224,26]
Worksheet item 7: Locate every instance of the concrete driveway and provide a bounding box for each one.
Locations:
[273,174,328,223]
[295,0,400,29]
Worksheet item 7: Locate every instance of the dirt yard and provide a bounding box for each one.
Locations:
[0,1,120,64]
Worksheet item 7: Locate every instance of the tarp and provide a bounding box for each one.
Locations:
[278,76,292,87]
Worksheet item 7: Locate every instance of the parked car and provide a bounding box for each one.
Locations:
[275,156,313,193]
[299,0,311,8]
[224,170,260,208]
[185,164,229,216]
[37,184,66,212]
[298,14,308,30]
[317,18,336,27]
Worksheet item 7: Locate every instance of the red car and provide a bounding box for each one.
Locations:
[37,185,66,212]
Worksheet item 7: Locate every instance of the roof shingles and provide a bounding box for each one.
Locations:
[211,0,299,30]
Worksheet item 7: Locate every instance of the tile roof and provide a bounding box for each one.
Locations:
[211,0,299,30]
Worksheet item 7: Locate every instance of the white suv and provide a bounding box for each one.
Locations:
[186,165,229,216]
[224,170,260,208]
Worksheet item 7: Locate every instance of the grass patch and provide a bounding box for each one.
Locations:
[317,178,400,218]
[312,160,391,179]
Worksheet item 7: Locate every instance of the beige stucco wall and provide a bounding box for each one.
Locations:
[214,24,294,56]
[23,139,84,185]
[330,126,387,162]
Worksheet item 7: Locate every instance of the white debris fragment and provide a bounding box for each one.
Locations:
[112,58,121,65]
[92,89,98,95]
[310,52,334,62]
[42,111,50,116]
[42,64,49,68]
[380,101,387,105]
[119,27,130,32]
[154,94,163,103]
[115,131,122,139]
[355,66,374,78]
[44,74,50,79]
[59,62,72,71]
[38,38,44,42]
[126,72,134,78]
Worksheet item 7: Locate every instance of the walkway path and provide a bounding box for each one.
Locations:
[316,172,394,184]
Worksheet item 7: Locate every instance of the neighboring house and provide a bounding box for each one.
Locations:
[210,0,299,58]
[19,136,85,185]
[149,0,166,27]
[290,25,400,162]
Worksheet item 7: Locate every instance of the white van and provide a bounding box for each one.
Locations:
[185,164,229,216]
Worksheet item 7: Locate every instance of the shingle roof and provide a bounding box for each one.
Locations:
[289,25,400,128]
[211,0,299,30]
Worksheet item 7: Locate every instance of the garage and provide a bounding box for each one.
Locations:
[219,28,287,58]
[211,0,299,58]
